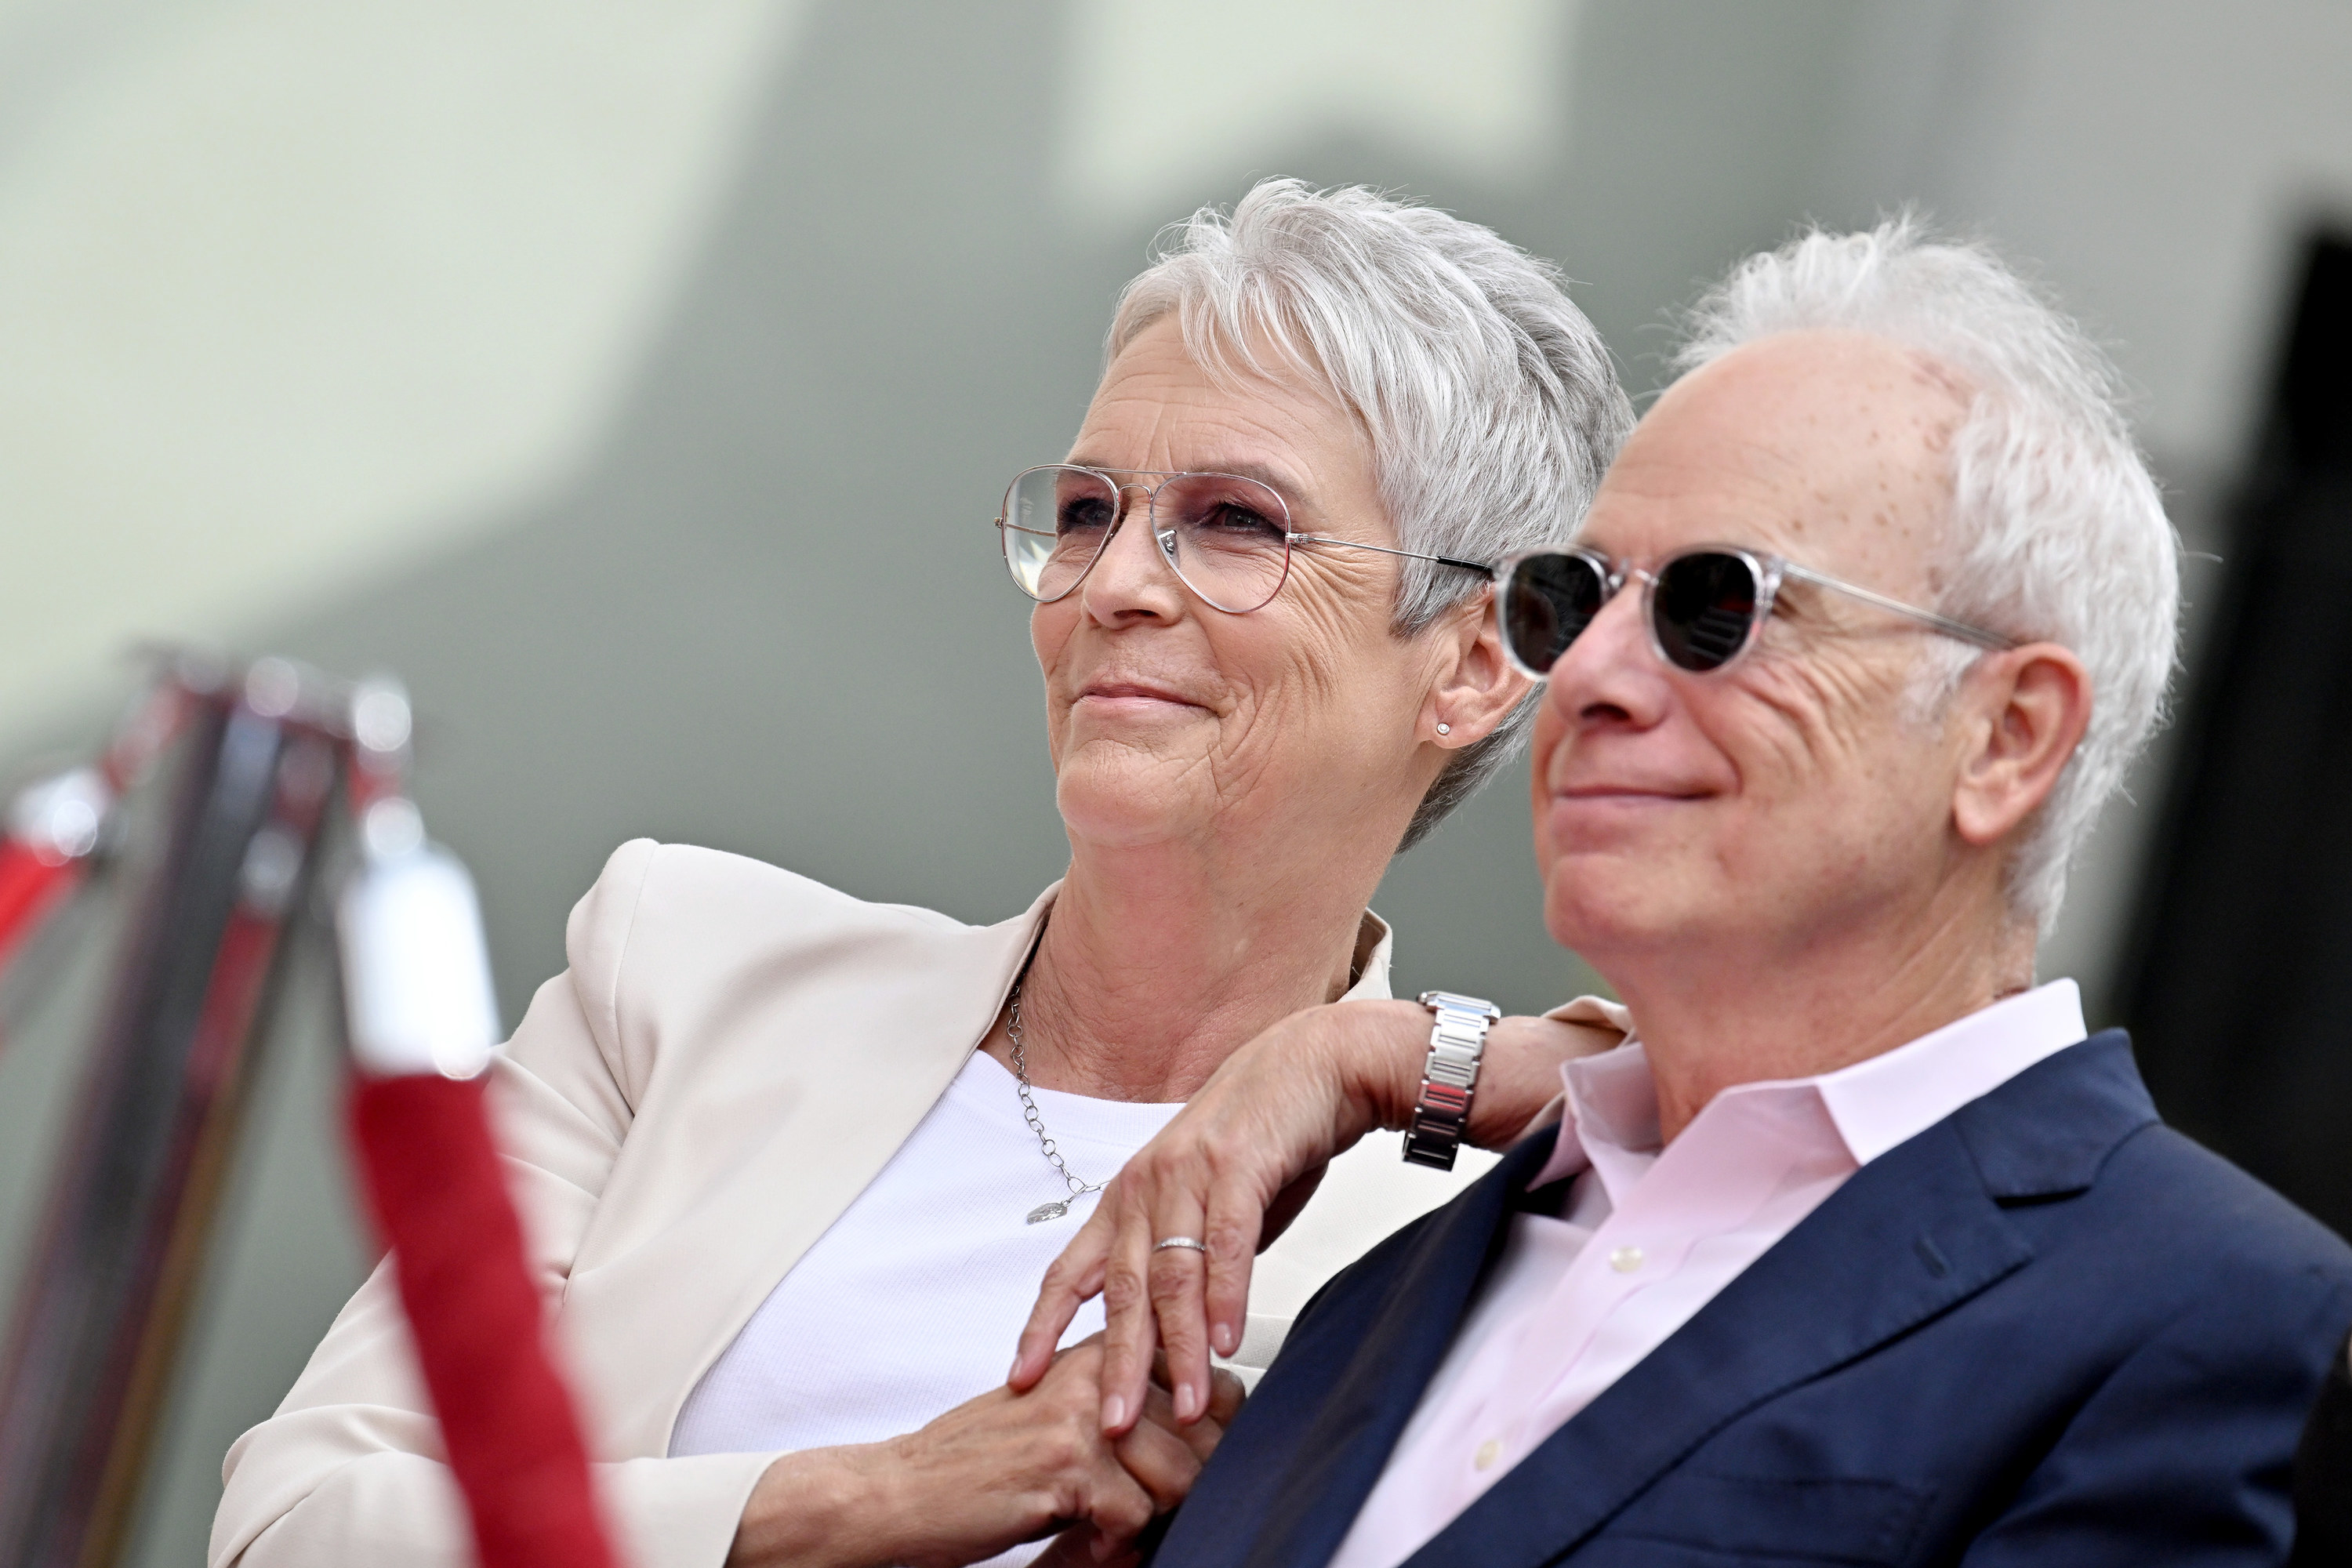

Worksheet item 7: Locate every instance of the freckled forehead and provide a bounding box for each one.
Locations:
[1583,330,1969,591]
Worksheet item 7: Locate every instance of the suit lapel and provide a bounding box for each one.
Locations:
[1403,1116,2027,1568]
[1218,1134,1558,1568]
[1403,1032,2155,1568]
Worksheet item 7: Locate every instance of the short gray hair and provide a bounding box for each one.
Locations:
[1110,180,1633,849]
[1674,216,2180,932]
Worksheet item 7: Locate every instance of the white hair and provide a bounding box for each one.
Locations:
[1674,216,2181,932]
[1110,180,1634,849]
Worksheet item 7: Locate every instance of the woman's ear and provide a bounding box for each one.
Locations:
[1424,590,1534,748]
[1951,641,2093,847]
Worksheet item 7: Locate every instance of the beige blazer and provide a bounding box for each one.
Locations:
[211,840,1497,1568]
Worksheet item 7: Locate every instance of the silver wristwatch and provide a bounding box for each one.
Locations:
[1402,989,1501,1171]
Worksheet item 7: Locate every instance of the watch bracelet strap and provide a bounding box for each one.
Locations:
[1403,989,1499,1171]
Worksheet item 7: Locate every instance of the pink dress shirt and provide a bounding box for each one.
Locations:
[1326,981,2089,1568]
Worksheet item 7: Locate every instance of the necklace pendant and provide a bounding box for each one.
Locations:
[1025,1200,1070,1225]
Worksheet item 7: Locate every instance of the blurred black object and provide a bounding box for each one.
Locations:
[2123,230,2352,1240]
[2292,1334,2352,1566]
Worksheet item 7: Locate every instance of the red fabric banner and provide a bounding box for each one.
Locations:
[347,1073,621,1568]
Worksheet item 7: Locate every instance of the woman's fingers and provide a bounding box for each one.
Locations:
[1147,1170,1259,1419]
[1142,1139,1273,1426]
[1205,1366,1245,1429]
[1012,1214,1111,1391]
[1097,1178,1196,1435]
[1199,1172,1268,1368]
[1028,1525,1141,1568]
[1115,1385,1209,1513]
[1074,1459,1158,1548]
[1145,1222,1216,1424]
[1021,1002,1417,1421]
[1150,1362,1246,1464]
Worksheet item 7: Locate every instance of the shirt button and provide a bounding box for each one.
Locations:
[1474,1439,1502,1471]
[1610,1246,1645,1273]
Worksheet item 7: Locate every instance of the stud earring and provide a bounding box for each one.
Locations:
[1436,722,1451,736]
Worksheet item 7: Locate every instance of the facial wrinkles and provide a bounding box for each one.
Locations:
[1036,579,1216,764]
[1044,612,1232,832]
[1548,333,1969,884]
[1283,545,1396,666]
[1726,635,1917,833]
[1207,557,1403,822]
[1698,638,1950,877]
[1155,493,1392,815]
[1045,318,1420,842]
[1708,362,1966,917]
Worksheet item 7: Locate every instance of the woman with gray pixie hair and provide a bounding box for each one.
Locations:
[210,180,1632,1568]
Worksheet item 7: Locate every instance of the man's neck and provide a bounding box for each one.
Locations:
[1006,829,1389,1103]
[1600,891,2038,1144]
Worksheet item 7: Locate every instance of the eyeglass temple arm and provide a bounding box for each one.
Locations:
[1290,534,1497,578]
[1777,561,2017,651]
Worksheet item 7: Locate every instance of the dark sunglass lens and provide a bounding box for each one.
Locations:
[1653,552,1759,671]
[1504,554,1606,673]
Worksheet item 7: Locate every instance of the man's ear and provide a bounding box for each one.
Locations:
[1951,641,2093,847]
[1423,589,1534,749]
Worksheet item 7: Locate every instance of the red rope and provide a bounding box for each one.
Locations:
[347,1073,621,1568]
[0,838,78,982]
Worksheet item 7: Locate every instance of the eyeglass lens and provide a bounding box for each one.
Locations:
[1501,552,1608,674]
[1651,552,1760,671]
[1501,550,1764,674]
[1000,466,1294,613]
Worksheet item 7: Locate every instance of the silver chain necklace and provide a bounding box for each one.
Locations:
[1007,978,1103,1225]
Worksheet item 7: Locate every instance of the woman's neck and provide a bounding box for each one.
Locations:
[1000,834,1387,1103]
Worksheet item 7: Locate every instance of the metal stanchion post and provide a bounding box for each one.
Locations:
[0,659,621,1568]
[0,661,333,1568]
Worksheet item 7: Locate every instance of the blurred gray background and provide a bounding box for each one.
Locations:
[1,1,2348,1561]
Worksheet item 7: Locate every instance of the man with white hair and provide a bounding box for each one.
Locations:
[1016,220,2352,1564]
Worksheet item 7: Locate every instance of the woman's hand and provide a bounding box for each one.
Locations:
[1009,1000,1619,1440]
[727,1337,1240,1568]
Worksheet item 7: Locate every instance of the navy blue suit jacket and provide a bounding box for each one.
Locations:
[1158,1032,2352,1566]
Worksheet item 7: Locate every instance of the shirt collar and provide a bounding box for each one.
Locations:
[1809,978,2086,1164]
[1339,909,1394,1001]
[1538,978,2089,1181]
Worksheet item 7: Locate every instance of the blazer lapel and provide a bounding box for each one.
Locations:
[1403,1031,2156,1568]
[558,880,1053,1457]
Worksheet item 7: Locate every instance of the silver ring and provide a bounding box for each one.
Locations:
[1153,1236,1207,1254]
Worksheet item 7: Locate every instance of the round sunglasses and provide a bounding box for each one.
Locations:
[1494,546,2019,678]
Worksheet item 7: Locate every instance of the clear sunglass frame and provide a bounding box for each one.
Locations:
[1494,543,2020,679]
